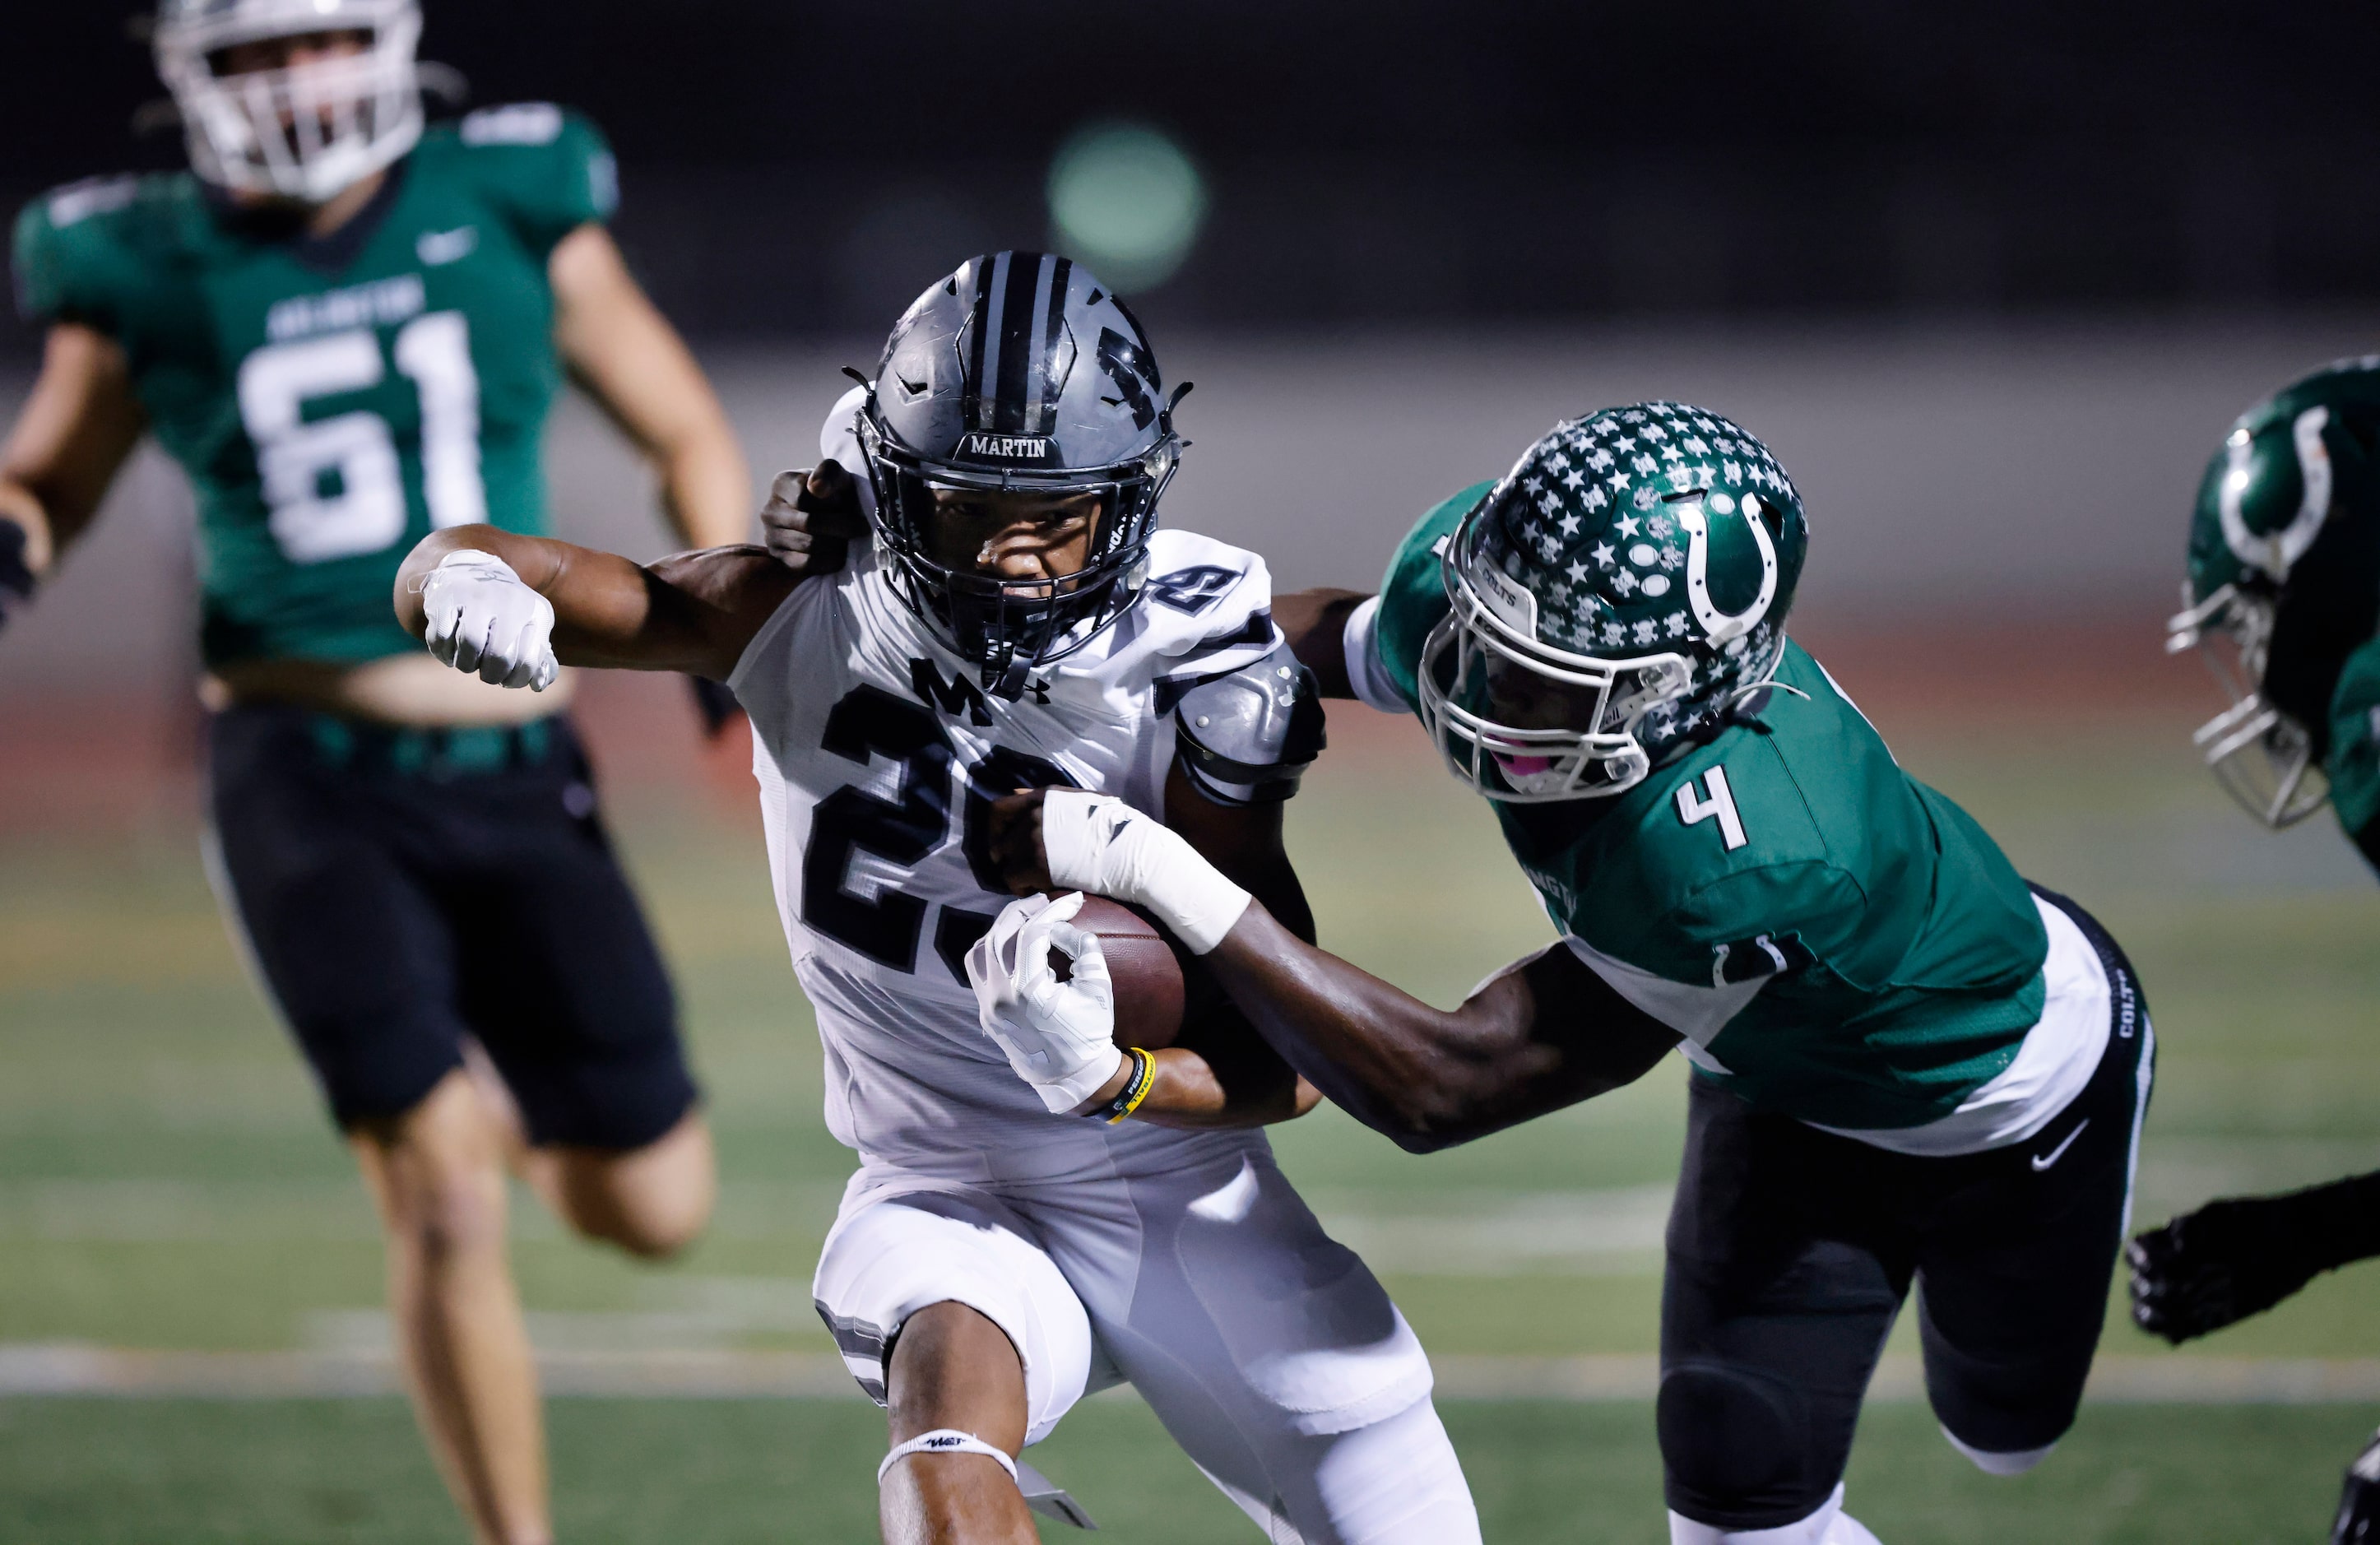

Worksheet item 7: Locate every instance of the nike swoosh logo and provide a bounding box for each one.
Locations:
[2031,1119,2089,1172]
[416,226,479,267]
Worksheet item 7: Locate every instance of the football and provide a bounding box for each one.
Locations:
[1058,896,1187,1051]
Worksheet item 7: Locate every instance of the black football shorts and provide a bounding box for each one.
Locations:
[1657,885,2154,1529]
[206,703,698,1150]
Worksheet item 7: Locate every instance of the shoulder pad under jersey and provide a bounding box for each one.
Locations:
[1171,642,1327,805]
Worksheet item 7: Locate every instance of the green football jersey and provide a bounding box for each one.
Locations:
[1373,486,2051,1130]
[13,103,618,668]
[2331,637,2380,847]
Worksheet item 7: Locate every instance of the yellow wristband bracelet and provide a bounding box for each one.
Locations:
[1096,1048,1158,1125]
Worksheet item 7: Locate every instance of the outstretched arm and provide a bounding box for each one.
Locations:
[1272,587,1370,700]
[393,526,800,683]
[0,323,148,619]
[1200,902,1677,1150]
[1000,789,1679,1151]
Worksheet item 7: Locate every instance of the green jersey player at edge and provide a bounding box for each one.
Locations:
[0,6,751,1545]
[973,402,2158,1545]
[2132,358,2380,1545]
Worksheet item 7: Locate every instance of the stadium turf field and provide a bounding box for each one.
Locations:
[2,692,2378,1541]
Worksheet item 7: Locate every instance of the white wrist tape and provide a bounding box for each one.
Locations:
[1040,790,1251,955]
[878,1429,1019,1487]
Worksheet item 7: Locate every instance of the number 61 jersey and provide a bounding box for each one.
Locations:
[12,104,614,668]
[729,529,1303,1180]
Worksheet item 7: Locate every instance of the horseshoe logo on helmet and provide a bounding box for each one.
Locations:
[1676,495,1780,644]
[2220,406,2331,581]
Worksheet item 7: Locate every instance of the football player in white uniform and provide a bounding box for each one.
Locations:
[392,253,1481,1544]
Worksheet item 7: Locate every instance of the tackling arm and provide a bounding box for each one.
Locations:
[1199,903,1679,1151]
[1004,789,1679,1151]
[393,526,798,682]
[0,322,147,595]
[550,224,751,550]
[1272,587,1371,700]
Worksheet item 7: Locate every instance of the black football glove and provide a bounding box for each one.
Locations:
[687,675,742,740]
[2336,1429,2380,1544]
[2130,1171,2380,1343]
[0,518,35,633]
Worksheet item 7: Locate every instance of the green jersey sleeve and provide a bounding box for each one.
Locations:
[448,104,619,260]
[12,176,157,333]
[1371,480,1494,709]
[2329,635,2380,852]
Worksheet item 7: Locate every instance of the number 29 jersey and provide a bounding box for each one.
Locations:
[728,530,1290,1180]
[12,104,615,669]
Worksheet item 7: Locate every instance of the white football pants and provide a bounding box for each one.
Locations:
[814,1146,1481,1544]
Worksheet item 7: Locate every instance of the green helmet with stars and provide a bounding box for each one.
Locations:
[1417,401,1810,801]
[2169,357,2380,828]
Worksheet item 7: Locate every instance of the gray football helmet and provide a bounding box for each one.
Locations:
[155,0,424,203]
[853,252,1187,688]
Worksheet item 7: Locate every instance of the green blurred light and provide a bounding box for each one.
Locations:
[1047,123,1208,293]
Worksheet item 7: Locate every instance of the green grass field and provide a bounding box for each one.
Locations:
[4,701,2379,1542]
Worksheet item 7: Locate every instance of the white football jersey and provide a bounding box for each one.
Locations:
[728,526,1287,1182]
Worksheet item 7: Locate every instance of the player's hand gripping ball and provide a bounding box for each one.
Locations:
[419,551,559,690]
[966,893,1187,1114]
[1058,896,1185,1051]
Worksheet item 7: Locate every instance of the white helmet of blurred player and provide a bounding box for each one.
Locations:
[155,0,424,204]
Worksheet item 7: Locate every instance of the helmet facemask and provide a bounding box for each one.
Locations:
[856,409,1178,690]
[2168,581,2330,828]
[1417,508,1699,802]
[155,0,424,204]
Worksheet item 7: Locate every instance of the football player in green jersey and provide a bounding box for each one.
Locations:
[973,403,2157,1543]
[2132,358,2380,1543]
[0,4,752,1542]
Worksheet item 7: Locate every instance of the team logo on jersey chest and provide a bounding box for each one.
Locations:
[910,657,1048,722]
[957,432,1054,463]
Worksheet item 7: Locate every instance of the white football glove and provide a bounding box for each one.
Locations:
[1039,791,1252,955]
[965,892,1127,1115]
[420,550,559,691]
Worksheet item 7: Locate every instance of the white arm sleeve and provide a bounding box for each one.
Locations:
[1343,595,1413,715]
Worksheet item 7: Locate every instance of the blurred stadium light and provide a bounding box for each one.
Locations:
[1046,122,1209,292]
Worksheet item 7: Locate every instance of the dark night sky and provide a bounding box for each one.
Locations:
[6,2,2379,335]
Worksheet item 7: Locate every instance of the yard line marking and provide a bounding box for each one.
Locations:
[10,1346,2380,1404]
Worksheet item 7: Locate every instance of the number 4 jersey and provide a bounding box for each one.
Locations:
[729,503,1311,1180]
[1357,485,2118,1156]
[12,104,615,667]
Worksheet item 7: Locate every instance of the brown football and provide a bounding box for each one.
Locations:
[1055,896,1186,1051]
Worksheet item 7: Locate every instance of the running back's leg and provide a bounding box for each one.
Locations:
[1038,1148,1480,1545]
[814,1187,1097,1544]
[882,1303,1039,1545]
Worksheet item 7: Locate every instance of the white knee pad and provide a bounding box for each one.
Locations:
[814,1188,1093,1445]
[1669,1484,1884,1545]
[1940,1424,2057,1477]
